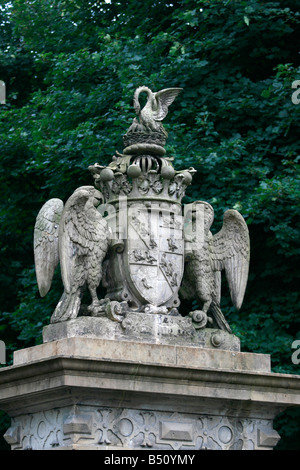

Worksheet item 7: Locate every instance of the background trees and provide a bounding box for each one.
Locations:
[0,0,300,449]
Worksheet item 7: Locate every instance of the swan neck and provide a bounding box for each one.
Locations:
[134,86,153,114]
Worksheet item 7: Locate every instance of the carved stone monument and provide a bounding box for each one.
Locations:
[34,85,250,332]
[0,86,299,451]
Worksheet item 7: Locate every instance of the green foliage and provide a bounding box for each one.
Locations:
[0,0,300,449]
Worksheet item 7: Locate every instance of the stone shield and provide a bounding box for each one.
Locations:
[104,201,184,310]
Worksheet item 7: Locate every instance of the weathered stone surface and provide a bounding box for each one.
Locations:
[42,314,240,351]
[0,338,299,450]
[14,335,266,372]
[3,404,281,451]
[33,86,250,335]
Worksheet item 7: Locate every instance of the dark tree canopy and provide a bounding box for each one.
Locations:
[0,0,300,449]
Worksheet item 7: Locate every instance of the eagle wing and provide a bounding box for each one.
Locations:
[153,88,182,121]
[59,186,110,294]
[34,198,64,297]
[211,210,250,309]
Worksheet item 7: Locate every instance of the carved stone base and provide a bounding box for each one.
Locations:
[43,314,241,351]
[4,404,281,451]
[1,334,300,450]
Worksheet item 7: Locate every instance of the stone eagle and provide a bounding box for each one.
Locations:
[34,186,111,323]
[180,201,250,333]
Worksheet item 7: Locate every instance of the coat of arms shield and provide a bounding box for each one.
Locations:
[104,201,184,311]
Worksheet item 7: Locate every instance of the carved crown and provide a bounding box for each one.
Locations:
[89,155,195,206]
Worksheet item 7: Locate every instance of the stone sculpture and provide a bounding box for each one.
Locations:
[34,86,250,335]
[129,86,182,134]
[180,202,250,333]
[34,186,111,323]
[5,87,294,453]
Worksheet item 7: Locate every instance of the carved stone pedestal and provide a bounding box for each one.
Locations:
[0,317,300,450]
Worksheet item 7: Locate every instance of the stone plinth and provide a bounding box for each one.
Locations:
[0,317,300,450]
[42,313,241,351]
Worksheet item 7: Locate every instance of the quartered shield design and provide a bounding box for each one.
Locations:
[126,204,184,307]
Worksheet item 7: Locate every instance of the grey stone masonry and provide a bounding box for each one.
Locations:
[42,315,241,350]
[0,318,300,450]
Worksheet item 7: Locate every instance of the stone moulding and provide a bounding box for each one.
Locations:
[0,336,300,450]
